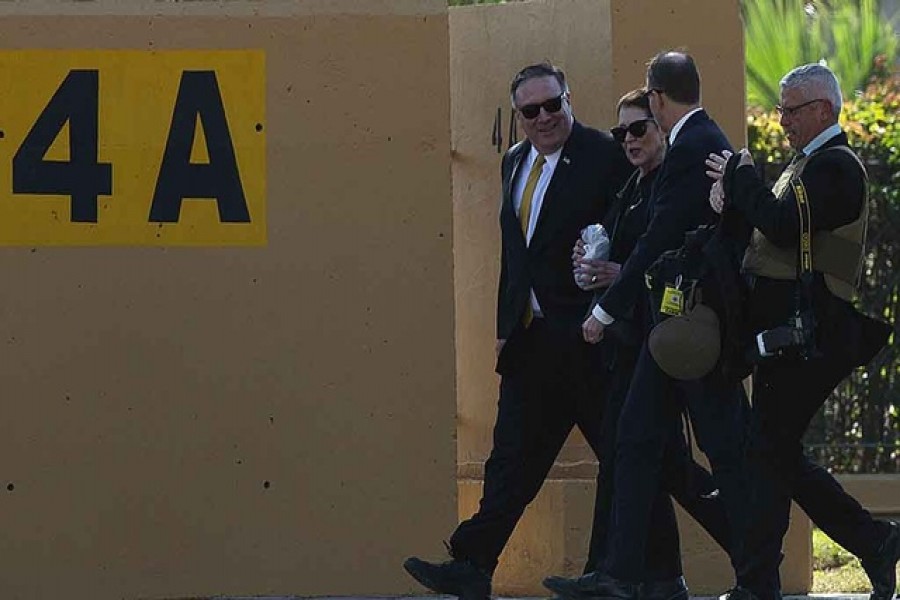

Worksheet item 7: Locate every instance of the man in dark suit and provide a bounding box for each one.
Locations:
[577,51,751,599]
[544,88,733,600]
[706,62,899,600]
[403,62,632,600]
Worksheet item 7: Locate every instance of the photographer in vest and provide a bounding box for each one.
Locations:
[706,63,898,600]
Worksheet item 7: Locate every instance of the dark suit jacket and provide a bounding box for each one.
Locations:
[606,167,656,266]
[726,131,888,367]
[597,109,732,321]
[496,120,631,371]
[590,166,657,348]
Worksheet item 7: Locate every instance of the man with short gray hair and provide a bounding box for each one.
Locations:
[707,62,899,600]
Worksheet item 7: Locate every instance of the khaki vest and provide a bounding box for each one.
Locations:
[742,146,868,301]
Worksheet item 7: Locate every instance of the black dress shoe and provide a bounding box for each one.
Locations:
[543,571,605,598]
[641,576,688,600]
[543,571,639,600]
[403,556,491,600]
[584,573,640,600]
[717,586,760,600]
[862,521,900,600]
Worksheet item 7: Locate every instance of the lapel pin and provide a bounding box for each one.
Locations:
[562,156,571,165]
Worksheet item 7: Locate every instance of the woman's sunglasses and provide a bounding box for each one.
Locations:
[610,118,655,143]
[518,94,565,120]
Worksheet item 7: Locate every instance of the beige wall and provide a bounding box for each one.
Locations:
[837,475,900,516]
[0,2,455,599]
[609,0,748,148]
[461,481,812,595]
[449,0,809,595]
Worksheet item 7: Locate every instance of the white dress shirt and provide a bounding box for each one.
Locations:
[514,145,562,318]
[802,122,842,156]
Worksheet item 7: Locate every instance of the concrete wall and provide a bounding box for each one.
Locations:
[0,2,456,599]
[450,0,810,595]
[837,475,900,517]
[608,0,748,148]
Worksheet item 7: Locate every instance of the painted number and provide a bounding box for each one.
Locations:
[12,69,251,224]
[12,70,112,223]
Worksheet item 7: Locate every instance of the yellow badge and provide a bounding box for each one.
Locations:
[660,284,684,316]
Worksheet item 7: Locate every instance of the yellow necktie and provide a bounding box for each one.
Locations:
[518,154,545,327]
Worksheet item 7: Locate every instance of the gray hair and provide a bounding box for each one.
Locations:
[780,63,843,118]
[509,62,569,108]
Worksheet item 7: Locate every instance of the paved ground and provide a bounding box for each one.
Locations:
[209,594,869,600]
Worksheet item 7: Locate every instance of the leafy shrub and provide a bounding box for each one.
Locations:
[742,0,899,108]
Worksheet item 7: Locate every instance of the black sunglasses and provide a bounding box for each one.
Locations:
[610,118,655,143]
[518,94,565,120]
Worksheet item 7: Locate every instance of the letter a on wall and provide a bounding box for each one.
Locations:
[150,71,251,224]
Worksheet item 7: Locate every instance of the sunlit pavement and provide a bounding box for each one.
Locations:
[208,595,874,600]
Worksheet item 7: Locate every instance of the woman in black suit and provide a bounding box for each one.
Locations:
[545,88,731,600]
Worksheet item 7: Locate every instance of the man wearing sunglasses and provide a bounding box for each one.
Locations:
[404,61,632,600]
[574,51,752,600]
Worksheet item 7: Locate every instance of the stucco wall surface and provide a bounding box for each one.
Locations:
[0,2,456,599]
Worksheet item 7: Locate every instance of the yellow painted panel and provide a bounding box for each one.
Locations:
[0,50,266,245]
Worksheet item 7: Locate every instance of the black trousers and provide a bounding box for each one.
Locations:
[586,341,732,579]
[449,319,607,572]
[737,350,888,600]
[604,344,750,583]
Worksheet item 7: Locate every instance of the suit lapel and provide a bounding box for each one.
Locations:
[607,170,640,246]
[528,125,581,253]
[528,151,572,253]
[501,142,530,247]
[647,110,707,214]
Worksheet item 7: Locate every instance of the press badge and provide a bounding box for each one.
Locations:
[660,284,684,316]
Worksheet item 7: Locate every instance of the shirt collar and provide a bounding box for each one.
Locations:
[528,144,562,170]
[802,122,842,156]
[668,107,704,145]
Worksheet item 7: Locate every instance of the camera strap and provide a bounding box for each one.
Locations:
[791,176,815,312]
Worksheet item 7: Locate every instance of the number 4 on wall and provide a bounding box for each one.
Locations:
[12,69,251,224]
[12,70,111,223]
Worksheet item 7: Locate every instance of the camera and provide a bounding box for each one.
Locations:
[755,309,818,360]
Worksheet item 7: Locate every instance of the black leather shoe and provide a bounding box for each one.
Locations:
[717,586,760,600]
[862,521,900,600]
[641,576,688,600]
[543,571,678,600]
[543,571,639,600]
[403,556,491,600]
[584,573,640,600]
[543,571,605,598]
